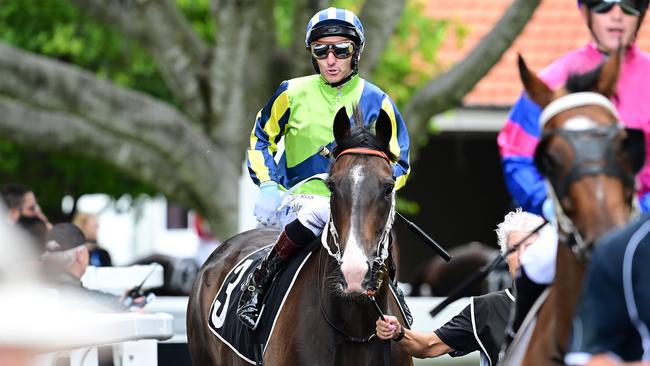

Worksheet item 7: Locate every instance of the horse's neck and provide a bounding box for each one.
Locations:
[552,241,587,348]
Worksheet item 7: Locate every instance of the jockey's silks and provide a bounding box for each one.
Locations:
[247,74,410,196]
[498,43,650,214]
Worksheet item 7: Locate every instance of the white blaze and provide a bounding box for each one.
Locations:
[340,164,369,293]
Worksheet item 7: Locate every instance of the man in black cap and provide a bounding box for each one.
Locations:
[42,223,127,312]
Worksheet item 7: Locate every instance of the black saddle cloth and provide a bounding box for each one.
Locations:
[207,243,315,364]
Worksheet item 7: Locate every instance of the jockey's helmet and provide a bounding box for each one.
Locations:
[305,7,365,50]
[305,7,365,76]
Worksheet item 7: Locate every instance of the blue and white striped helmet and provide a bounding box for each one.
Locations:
[305,7,365,51]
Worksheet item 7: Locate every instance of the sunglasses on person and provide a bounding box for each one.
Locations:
[586,0,641,16]
[310,42,355,60]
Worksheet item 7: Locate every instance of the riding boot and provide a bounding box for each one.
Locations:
[237,221,315,330]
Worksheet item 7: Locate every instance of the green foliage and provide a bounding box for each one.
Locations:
[274,0,297,48]
[396,196,420,215]
[0,0,165,214]
[176,0,214,43]
[0,139,155,221]
[372,0,467,109]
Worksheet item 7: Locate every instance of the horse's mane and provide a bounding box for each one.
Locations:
[565,63,604,93]
[331,105,397,162]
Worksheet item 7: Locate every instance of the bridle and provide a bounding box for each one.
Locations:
[320,147,396,293]
[317,146,396,359]
[535,92,639,259]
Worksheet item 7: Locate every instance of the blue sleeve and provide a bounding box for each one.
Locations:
[498,94,547,214]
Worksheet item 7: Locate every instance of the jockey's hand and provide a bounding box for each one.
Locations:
[254,182,281,227]
[375,315,400,340]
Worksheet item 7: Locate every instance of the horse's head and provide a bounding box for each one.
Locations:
[519,52,645,247]
[324,106,396,297]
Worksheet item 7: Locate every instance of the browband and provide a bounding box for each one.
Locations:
[539,92,620,127]
[335,148,390,162]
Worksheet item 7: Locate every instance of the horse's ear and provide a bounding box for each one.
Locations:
[375,109,392,149]
[596,47,622,97]
[518,54,553,108]
[333,107,350,143]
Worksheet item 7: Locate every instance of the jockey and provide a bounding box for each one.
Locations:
[498,0,650,217]
[238,7,410,330]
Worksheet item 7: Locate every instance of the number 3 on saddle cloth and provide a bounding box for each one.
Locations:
[207,240,410,364]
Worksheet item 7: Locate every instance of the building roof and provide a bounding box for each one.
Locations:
[426,0,650,107]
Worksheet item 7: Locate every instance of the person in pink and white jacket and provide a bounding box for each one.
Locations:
[498,0,650,218]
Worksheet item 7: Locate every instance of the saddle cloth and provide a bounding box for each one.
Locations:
[207,244,314,364]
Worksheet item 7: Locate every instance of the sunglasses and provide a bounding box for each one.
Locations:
[587,0,641,16]
[310,42,355,60]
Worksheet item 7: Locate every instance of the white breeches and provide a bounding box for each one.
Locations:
[277,194,330,236]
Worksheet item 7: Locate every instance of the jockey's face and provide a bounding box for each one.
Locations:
[583,4,641,52]
[312,36,354,84]
[505,231,538,279]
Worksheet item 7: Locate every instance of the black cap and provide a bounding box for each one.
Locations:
[45,223,86,252]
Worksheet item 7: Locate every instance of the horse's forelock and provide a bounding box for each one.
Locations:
[565,64,604,94]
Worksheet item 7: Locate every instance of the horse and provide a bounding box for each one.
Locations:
[409,241,500,297]
[187,106,413,366]
[501,51,645,365]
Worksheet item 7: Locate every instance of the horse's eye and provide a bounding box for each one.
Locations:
[384,184,394,198]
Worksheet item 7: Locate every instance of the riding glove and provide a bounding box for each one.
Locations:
[254,181,282,227]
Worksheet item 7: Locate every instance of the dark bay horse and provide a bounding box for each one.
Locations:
[502,52,645,365]
[187,107,413,365]
[410,241,499,297]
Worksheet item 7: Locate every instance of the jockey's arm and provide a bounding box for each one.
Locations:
[382,97,410,191]
[247,81,290,186]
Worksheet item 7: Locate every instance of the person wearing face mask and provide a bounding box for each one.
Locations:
[238,7,411,330]
[498,0,650,219]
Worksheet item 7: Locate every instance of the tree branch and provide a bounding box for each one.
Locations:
[358,0,406,76]
[71,0,212,123]
[0,97,200,209]
[0,42,240,234]
[209,0,266,153]
[403,0,541,156]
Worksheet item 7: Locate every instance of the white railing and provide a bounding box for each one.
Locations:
[32,312,173,366]
[0,265,172,366]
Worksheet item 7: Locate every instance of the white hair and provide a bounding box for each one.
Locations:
[495,208,545,255]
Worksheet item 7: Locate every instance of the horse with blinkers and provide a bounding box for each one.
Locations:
[501,51,645,365]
